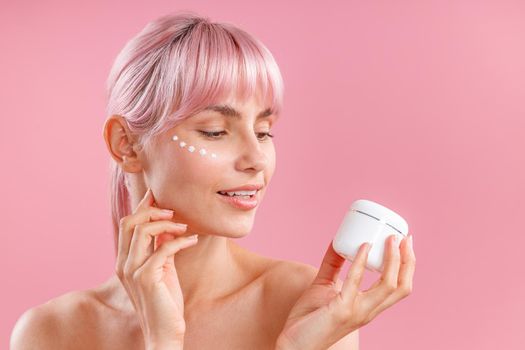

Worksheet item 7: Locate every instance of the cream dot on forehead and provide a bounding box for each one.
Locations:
[171,134,218,159]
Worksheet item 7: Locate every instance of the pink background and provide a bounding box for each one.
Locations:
[2,0,524,348]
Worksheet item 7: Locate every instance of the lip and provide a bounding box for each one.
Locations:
[218,184,264,192]
[216,190,260,210]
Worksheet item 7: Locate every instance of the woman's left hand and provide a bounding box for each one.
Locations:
[275,234,416,350]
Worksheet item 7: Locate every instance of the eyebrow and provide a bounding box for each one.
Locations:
[202,104,275,120]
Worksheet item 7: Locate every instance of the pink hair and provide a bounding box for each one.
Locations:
[104,11,285,256]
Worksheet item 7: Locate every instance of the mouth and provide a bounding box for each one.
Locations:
[215,189,261,210]
[216,190,259,200]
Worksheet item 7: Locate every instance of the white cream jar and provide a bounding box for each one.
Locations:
[332,199,409,272]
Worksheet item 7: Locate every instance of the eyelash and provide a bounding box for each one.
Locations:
[199,130,275,141]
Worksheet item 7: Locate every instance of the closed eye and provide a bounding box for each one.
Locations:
[199,130,275,141]
[199,130,227,138]
[257,132,275,141]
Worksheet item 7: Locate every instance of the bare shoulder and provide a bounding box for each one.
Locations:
[266,258,356,293]
[264,259,319,295]
[263,260,320,316]
[10,290,101,350]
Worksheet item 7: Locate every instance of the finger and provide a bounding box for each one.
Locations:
[365,235,416,319]
[125,220,188,273]
[312,239,348,286]
[155,232,178,251]
[134,188,154,214]
[340,242,372,304]
[361,234,401,311]
[139,235,199,283]
[119,187,173,263]
[115,206,176,277]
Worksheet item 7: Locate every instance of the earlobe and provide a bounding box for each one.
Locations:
[102,115,143,173]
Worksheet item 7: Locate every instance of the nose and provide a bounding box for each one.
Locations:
[235,132,268,172]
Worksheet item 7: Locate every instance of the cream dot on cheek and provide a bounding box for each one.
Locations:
[171,134,219,159]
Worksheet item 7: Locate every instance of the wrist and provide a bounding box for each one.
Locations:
[146,338,184,350]
[275,334,295,350]
[146,343,183,350]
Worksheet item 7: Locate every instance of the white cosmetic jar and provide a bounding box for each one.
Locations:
[332,199,409,273]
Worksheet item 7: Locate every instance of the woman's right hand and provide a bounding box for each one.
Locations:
[115,188,198,349]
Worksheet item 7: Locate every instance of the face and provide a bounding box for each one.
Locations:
[140,91,277,238]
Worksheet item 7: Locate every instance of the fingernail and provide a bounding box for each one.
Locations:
[187,234,198,240]
[161,209,174,216]
[409,235,413,249]
[175,223,188,228]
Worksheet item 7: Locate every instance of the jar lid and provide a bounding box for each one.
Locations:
[350,199,409,235]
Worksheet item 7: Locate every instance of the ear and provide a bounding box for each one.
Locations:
[102,115,144,173]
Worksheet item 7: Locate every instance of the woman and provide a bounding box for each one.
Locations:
[10,11,415,350]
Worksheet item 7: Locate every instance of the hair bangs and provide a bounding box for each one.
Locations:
[147,20,284,143]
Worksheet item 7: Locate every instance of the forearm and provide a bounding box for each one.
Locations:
[146,343,183,350]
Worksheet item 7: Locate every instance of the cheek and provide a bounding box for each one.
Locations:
[170,135,223,182]
[150,140,222,207]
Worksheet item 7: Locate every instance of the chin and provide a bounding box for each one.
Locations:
[189,216,255,238]
[228,224,254,238]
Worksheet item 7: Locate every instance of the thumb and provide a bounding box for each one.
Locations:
[312,239,347,286]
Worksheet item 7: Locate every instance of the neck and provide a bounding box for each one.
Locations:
[105,235,246,316]
[172,233,242,308]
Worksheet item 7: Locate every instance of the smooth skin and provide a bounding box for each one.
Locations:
[10,89,415,349]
